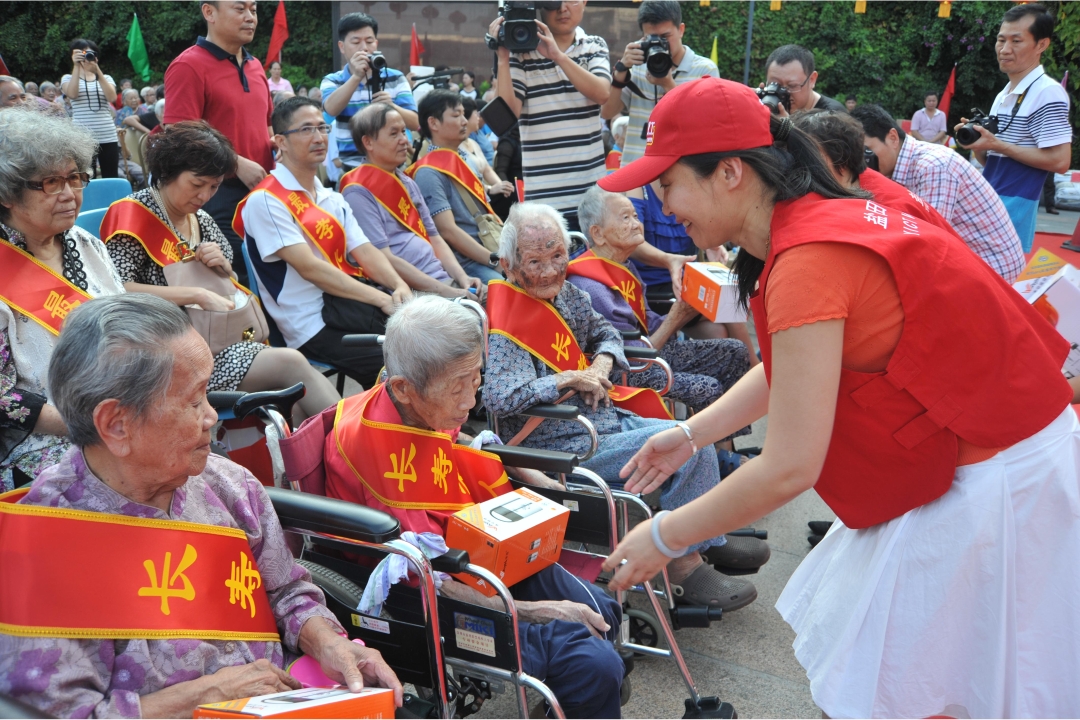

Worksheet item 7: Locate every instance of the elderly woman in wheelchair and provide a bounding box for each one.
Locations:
[0,295,401,718]
[483,203,764,612]
[322,295,625,719]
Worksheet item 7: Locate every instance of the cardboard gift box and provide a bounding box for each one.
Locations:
[193,686,395,719]
[1013,249,1080,379]
[445,488,569,596]
[680,262,747,323]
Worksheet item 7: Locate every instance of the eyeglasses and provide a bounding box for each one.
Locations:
[25,172,91,195]
[281,124,332,138]
[781,76,812,93]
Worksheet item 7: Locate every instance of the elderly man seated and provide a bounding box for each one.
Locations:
[323,295,624,719]
[0,294,402,718]
[483,203,763,608]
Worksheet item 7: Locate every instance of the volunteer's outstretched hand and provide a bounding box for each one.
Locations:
[619,426,691,495]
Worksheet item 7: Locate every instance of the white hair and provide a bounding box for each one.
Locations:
[496,202,569,270]
[576,184,617,243]
[122,88,140,102]
[140,85,154,101]
[611,115,628,145]
[154,98,165,118]
[384,295,483,393]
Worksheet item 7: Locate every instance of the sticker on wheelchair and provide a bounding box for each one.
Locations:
[454,612,497,657]
[351,613,390,634]
[562,499,579,512]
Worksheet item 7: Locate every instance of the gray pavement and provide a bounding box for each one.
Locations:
[1035,206,1079,238]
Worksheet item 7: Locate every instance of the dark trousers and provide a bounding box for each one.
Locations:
[511,564,624,719]
[300,310,387,389]
[203,177,252,286]
[1043,171,1057,211]
[94,141,120,179]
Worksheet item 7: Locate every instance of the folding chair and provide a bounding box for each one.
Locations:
[73,208,107,238]
[80,178,132,212]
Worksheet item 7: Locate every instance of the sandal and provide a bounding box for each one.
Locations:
[703,535,771,572]
[671,563,758,612]
[717,449,756,479]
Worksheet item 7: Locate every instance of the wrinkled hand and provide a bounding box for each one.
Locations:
[601,518,670,592]
[316,637,404,707]
[203,659,300,703]
[466,277,487,302]
[667,254,694,298]
[196,289,236,313]
[510,466,566,491]
[196,242,231,276]
[534,21,563,62]
[348,51,370,80]
[488,180,514,197]
[621,42,644,69]
[558,370,613,412]
[954,118,998,151]
[619,426,691,495]
[519,600,610,638]
[235,156,268,190]
[668,300,699,328]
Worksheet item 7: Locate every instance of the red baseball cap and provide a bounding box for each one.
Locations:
[599,77,774,193]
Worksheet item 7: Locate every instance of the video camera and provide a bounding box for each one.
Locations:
[486,1,562,54]
[640,34,673,79]
[955,108,999,147]
[411,67,465,91]
[756,82,791,114]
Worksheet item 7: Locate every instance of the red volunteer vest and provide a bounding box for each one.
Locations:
[858,169,959,239]
[751,194,1070,529]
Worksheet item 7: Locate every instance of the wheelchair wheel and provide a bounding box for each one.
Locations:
[298,558,364,608]
[627,608,660,654]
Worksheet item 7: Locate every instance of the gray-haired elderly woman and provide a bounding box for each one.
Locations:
[0,108,126,492]
[482,202,761,611]
[0,294,402,718]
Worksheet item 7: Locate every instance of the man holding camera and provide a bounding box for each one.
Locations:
[321,12,419,172]
[762,44,845,115]
[955,3,1071,252]
[602,1,718,167]
[489,1,611,231]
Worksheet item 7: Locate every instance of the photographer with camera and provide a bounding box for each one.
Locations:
[321,12,419,172]
[852,103,1024,283]
[61,39,120,178]
[601,1,718,167]
[489,1,611,231]
[759,45,845,116]
[955,3,1071,253]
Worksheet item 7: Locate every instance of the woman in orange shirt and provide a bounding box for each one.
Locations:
[599,78,1079,719]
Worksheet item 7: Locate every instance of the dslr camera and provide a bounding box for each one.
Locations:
[639,34,673,78]
[863,146,879,172]
[487,2,562,54]
[755,81,791,114]
[367,51,388,93]
[83,49,98,63]
[955,108,999,147]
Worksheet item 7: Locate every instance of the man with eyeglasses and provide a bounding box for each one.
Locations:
[238,97,411,389]
[0,76,31,109]
[763,44,845,115]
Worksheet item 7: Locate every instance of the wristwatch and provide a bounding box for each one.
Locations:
[614,61,629,74]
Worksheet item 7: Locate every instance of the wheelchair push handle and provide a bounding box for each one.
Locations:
[431,548,470,573]
[231,382,306,422]
[206,390,245,411]
[620,329,642,341]
[623,346,659,360]
[727,527,768,540]
[341,334,385,348]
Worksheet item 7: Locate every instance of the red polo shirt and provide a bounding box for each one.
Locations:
[163,37,274,171]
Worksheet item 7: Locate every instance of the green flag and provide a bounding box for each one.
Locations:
[127,13,151,83]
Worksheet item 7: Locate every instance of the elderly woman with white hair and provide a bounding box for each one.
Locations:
[482,202,762,610]
[0,108,126,492]
[0,293,403,718]
[323,294,625,718]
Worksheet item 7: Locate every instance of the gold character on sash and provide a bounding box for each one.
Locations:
[552,333,571,363]
[161,238,181,264]
[577,354,589,371]
[615,280,636,304]
[397,197,412,219]
[43,291,81,321]
[225,552,263,619]
[314,218,334,241]
[431,447,454,494]
[138,544,198,616]
[385,443,418,492]
[287,191,311,214]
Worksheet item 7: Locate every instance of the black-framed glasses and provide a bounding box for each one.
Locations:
[781,76,812,93]
[25,172,91,195]
[281,124,332,138]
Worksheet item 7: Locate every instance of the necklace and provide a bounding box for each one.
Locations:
[150,186,197,247]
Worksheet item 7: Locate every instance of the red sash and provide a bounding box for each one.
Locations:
[340,165,429,242]
[233,175,361,277]
[567,250,649,331]
[405,149,495,215]
[0,488,279,641]
[0,242,93,336]
[487,280,672,419]
[333,385,510,512]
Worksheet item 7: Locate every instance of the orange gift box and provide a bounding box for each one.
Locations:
[445,488,569,596]
[193,686,394,719]
[680,262,747,323]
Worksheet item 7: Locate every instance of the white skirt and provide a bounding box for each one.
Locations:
[776,407,1080,719]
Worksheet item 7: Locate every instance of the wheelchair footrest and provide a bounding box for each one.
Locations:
[684,697,738,719]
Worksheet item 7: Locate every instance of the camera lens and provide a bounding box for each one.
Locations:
[955,124,979,147]
[512,25,531,44]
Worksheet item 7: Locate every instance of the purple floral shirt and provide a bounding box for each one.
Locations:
[0,448,343,718]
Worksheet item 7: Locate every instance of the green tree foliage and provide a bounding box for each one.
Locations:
[0,1,332,91]
[683,1,1078,162]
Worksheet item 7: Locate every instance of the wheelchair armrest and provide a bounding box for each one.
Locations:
[265,487,400,544]
[233,383,306,422]
[431,548,470,574]
[620,329,642,341]
[518,403,580,421]
[623,346,659,360]
[481,444,578,474]
[341,334,384,348]
[207,391,245,411]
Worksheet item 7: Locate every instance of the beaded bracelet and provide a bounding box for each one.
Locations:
[650,510,689,559]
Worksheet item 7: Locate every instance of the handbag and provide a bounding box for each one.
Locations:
[452,179,504,253]
[321,290,389,334]
[163,256,269,355]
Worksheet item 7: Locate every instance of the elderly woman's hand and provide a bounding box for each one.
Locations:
[554,370,612,411]
[204,659,301,700]
[316,636,404,706]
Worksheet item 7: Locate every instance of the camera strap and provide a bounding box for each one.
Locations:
[997,72,1043,135]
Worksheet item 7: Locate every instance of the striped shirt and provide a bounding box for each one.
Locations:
[620,47,719,166]
[320,66,416,168]
[981,65,1071,250]
[509,27,611,220]
[60,73,118,144]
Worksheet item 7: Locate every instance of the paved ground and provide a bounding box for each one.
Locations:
[1036,206,1079,238]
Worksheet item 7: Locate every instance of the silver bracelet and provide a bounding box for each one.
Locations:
[676,422,697,455]
[650,510,688,559]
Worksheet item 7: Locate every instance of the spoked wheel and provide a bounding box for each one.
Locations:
[626,608,661,655]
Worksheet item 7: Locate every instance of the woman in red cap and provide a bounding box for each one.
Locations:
[599,76,1079,719]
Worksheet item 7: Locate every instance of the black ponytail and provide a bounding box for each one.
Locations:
[680,113,870,308]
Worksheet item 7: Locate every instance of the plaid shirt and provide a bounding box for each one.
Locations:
[892,138,1025,283]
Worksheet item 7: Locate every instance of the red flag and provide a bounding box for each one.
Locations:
[939,64,957,117]
[410,23,425,66]
[0,53,9,76]
[265,1,289,66]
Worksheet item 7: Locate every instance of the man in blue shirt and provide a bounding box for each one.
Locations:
[321,12,418,172]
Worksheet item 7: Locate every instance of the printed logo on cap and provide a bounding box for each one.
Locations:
[645,121,656,146]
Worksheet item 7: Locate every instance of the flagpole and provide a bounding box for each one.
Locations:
[742,0,756,86]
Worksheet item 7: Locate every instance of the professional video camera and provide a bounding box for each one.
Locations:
[367,51,389,94]
[955,108,999,147]
[863,146,879,172]
[640,34,673,78]
[486,1,562,54]
[755,82,791,114]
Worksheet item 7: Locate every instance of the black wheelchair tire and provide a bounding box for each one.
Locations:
[297,558,365,608]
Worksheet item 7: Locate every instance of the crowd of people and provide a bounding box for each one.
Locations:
[1,0,1077,718]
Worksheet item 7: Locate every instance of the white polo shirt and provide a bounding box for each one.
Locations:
[241,164,370,348]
